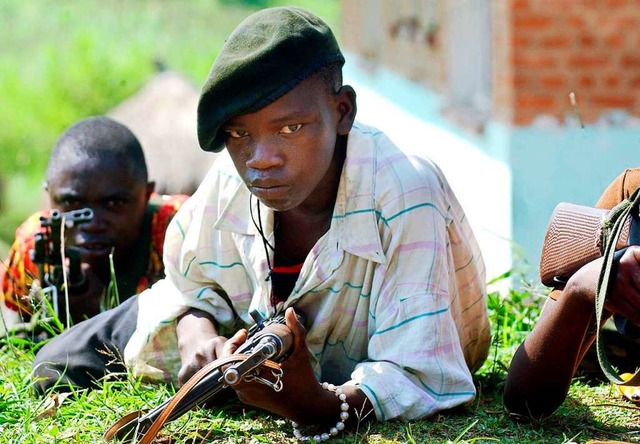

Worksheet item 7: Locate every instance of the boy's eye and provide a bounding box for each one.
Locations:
[106,199,126,209]
[58,198,80,209]
[279,124,302,134]
[224,129,249,139]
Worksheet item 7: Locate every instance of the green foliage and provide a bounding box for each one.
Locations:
[483,275,547,376]
[0,0,340,245]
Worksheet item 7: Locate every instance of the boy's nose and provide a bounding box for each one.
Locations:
[80,209,108,232]
[246,138,284,170]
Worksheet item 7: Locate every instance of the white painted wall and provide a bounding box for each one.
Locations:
[345,60,512,282]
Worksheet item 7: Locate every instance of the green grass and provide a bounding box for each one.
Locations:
[1,278,639,443]
[2,2,640,443]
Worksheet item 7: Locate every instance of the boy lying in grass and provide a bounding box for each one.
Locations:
[504,169,640,420]
[33,6,490,436]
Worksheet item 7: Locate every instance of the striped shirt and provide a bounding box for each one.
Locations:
[124,123,490,421]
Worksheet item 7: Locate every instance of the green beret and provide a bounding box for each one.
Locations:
[197,7,345,153]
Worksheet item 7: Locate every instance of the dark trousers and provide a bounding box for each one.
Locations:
[32,295,138,394]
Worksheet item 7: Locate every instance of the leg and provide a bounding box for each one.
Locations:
[32,295,138,394]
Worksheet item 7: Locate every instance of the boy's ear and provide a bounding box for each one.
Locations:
[146,181,156,200]
[335,85,357,136]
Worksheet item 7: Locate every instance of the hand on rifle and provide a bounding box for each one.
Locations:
[176,307,336,423]
[176,308,230,383]
[176,307,372,426]
[219,308,331,424]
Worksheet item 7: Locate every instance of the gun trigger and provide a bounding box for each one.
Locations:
[249,309,265,328]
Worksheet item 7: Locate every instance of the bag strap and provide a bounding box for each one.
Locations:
[596,185,640,385]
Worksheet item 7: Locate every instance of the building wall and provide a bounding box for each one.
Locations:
[497,0,640,126]
[341,0,640,278]
[341,0,444,90]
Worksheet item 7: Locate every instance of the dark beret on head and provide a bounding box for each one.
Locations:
[197,7,345,152]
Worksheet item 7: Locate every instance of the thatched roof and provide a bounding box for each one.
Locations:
[108,71,217,195]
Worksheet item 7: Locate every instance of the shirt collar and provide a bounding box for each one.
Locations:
[213,123,385,264]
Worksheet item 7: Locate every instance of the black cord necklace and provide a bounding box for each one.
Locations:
[249,194,275,282]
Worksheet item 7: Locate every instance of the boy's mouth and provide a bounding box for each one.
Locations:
[250,184,288,199]
[75,241,113,257]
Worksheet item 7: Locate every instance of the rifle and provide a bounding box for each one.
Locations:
[104,310,295,443]
[29,208,94,319]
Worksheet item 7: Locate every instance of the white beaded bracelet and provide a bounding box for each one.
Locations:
[291,382,350,442]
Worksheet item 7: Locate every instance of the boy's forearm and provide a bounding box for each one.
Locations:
[504,280,597,420]
[176,308,219,354]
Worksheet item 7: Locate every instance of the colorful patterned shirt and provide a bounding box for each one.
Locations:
[0,194,187,331]
[124,123,491,421]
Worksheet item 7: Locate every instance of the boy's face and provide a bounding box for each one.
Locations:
[222,74,355,213]
[45,152,153,274]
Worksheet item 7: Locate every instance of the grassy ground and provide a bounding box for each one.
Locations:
[1,280,639,443]
[2,2,640,443]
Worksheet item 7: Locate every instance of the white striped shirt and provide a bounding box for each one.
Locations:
[124,122,490,420]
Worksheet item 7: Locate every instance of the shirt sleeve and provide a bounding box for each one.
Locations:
[595,168,640,210]
[348,162,481,421]
[124,178,238,381]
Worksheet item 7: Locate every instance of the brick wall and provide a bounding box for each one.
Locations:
[343,0,640,127]
[498,0,640,125]
[341,0,444,91]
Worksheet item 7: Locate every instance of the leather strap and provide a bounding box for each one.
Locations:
[104,354,281,443]
[595,185,640,386]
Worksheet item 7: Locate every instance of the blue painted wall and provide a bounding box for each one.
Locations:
[494,123,640,272]
[345,55,640,279]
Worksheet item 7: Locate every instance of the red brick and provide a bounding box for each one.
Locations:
[514,74,530,88]
[613,16,638,28]
[591,95,635,108]
[604,74,622,88]
[541,35,571,49]
[540,75,566,89]
[569,54,609,68]
[514,15,554,29]
[578,75,596,88]
[513,35,532,49]
[605,33,625,48]
[621,55,640,69]
[515,53,557,69]
[513,0,530,9]
[579,34,597,48]
[566,15,586,28]
[516,94,557,109]
[630,76,640,88]
[605,0,627,7]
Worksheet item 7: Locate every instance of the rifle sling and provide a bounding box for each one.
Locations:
[103,354,281,443]
[595,185,640,386]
